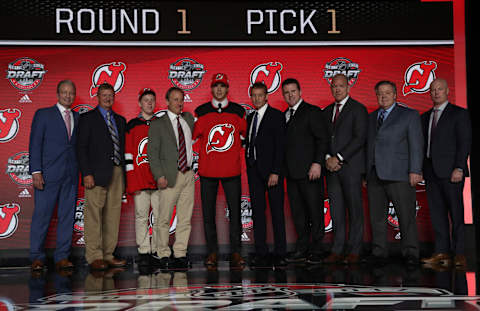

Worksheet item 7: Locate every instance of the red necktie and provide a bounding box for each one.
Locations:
[177,116,188,173]
[333,103,341,124]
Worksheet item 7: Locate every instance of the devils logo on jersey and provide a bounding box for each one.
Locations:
[0,109,21,143]
[206,124,235,154]
[136,137,149,166]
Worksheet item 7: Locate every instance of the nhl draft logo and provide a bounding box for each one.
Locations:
[0,203,20,239]
[74,198,85,233]
[6,57,47,92]
[206,124,235,154]
[0,109,21,143]
[89,62,126,97]
[5,151,32,187]
[388,201,421,240]
[323,57,361,86]
[402,61,437,95]
[168,57,206,91]
[72,104,94,115]
[224,195,253,241]
[136,137,149,166]
[249,62,283,94]
[324,199,333,232]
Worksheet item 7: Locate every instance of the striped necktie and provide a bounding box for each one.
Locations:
[377,109,386,131]
[177,116,188,173]
[106,111,121,165]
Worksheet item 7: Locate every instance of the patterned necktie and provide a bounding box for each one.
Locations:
[333,103,341,124]
[106,111,121,165]
[286,108,295,124]
[177,116,188,173]
[248,112,258,165]
[64,110,71,140]
[377,109,386,131]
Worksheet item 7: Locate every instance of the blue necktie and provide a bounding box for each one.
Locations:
[377,110,386,131]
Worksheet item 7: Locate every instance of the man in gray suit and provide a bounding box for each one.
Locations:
[365,80,423,266]
[148,87,195,270]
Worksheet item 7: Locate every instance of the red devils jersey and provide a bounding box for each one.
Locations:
[193,102,246,178]
[125,116,157,194]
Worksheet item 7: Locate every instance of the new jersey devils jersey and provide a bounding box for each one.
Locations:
[125,116,157,194]
[193,102,246,178]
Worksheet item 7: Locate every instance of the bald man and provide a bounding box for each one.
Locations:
[420,78,472,268]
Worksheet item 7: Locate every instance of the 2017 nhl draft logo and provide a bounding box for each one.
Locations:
[323,57,361,86]
[168,57,206,91]
[224,195,253,241]
[249,62,283,94]
[72,104,94,115]
[0,108,21,143]
[206,124,235,154]
[5,151,32,186]
[6,57,47,92]
[0,203,20,239]
[90,62,127,97]
[402,61,437,96]
[388,200,421,240]
[74,198,85,233]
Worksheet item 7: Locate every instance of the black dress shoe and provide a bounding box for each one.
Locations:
[286,251,307,263]
[273,257,287,268]
[362,254,387,265]
[137,254,151,267]
[306,253,323,265]
[405,256,419,266]
[152,256,169,269]
[172,257,190,270]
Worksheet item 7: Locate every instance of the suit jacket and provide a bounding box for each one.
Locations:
[148,111,195,187]
[29,105,79,184]
[245,105,286,179]
[284,100,328,180]
[76,107,126,187]
[421,102,471,179]
[324,97,368,174]
[366,103,423,182]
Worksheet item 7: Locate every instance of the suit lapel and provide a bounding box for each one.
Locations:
[380,104,401,129]
[436,102,451,128]
[161,114,177,146]
[52,105,70,142]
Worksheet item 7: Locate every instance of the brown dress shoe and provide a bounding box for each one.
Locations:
[230,252,246,268]
[106,257,127,267]
[324,253,343,264]
[205,253,218,266]
[31,259,44,271]
[90,259,108,270]
[343,253,360,264]
[55,259,74,270]
[454,254,467,267]
[421,253,451,266]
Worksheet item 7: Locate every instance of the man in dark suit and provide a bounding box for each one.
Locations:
[366,80,423,266]
[29,80,79,271]
[77,82,127,270]
[323,74,368,265]
[282,78,328,265]
[148,87,195,270]
[420,78,471,268]
[245,82,287,268]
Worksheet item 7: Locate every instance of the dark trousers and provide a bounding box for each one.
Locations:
[326,167,364,255]
[424,160,465,255]
[367,171,419,259]
[247,164,286,257]
[286,176,325,254]
[30,176,77,263]
[200,175,242,254]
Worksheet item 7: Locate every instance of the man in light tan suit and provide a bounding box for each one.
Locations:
[147,86,195,270]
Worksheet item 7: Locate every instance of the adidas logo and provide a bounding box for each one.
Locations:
[184,93,192,103]
[18,188,31,198]
[19,94,32,103]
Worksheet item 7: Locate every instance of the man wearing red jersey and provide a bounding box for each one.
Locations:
[125,88,158,267]
[193,73,247,269]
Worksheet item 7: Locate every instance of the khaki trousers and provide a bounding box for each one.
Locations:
[155,170,194,258]
[134,189,160,254]
[84,166,124,263]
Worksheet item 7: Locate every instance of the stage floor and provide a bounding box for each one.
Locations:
[1,258,480,310]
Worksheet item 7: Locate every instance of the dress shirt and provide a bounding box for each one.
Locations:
[98,106,119,137]
[427,101,448,158]
[248,103,269,160]
[377,102,396,122]
[167,110,193,167]
[331,96,349,122]
[212,98,228,109]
